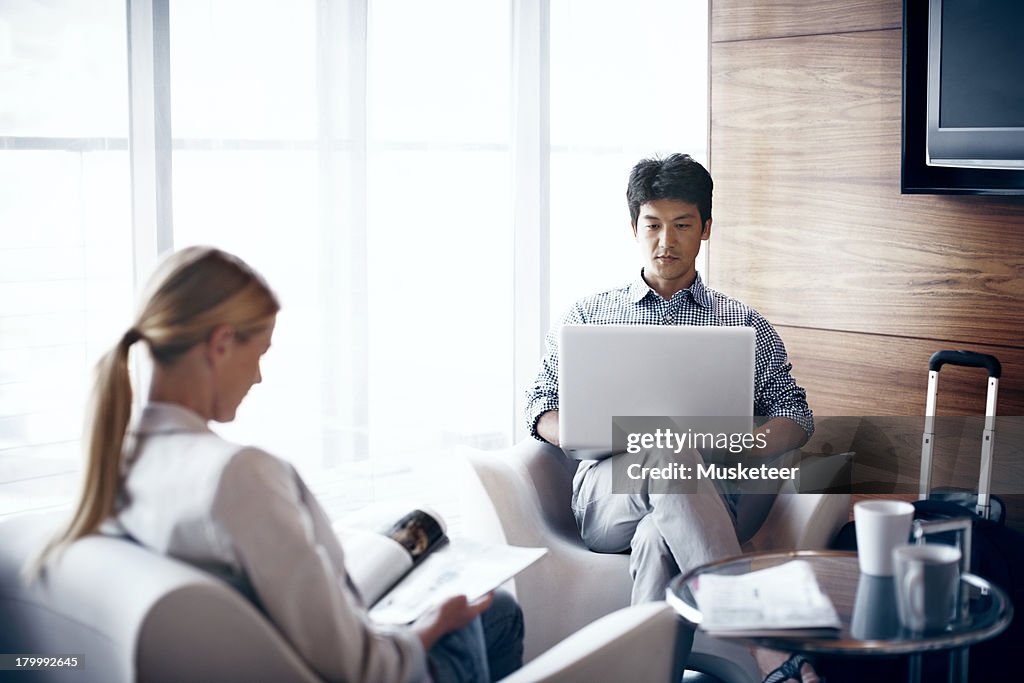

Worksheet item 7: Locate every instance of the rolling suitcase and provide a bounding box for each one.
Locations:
[827,350,1003,552]
[832,349,1006,547]
[827,350,1022,682]
[918,350,1005,525]
[912,351,1013,683]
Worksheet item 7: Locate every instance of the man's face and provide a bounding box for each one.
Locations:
[632,198,711,298]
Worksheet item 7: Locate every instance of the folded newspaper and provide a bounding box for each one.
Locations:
[337,507,546,625]
[690,560,841,636]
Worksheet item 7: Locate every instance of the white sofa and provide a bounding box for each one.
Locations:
[457,438,851,683]
[0,511,689,683]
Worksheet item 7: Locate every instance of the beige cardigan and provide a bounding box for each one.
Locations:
[114,402,427,683]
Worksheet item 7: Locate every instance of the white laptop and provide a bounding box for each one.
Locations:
[557,324,756,459]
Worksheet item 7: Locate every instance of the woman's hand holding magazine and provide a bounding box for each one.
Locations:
[412,593,495,651]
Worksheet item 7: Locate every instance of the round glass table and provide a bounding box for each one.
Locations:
[666,550,1012,683]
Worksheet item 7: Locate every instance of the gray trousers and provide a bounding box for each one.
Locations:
[571,448,744,604]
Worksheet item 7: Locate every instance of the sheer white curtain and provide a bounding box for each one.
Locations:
[0,0,708,521]
[167,0,515,517]
[0,1,132,516]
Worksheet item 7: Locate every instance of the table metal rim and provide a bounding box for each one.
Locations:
[666,550,1014,656]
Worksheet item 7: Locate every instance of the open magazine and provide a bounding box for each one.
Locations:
[337,508,546,625]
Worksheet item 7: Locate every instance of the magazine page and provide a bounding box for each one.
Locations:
[690,560,841,636]
[336,527,413,606]
[369,540,547,625]
[382,508,447,565]
[335,506,448,604]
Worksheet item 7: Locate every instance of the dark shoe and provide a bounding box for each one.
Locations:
[763,653,821,683]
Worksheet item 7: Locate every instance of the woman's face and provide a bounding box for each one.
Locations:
[211,317,276,423]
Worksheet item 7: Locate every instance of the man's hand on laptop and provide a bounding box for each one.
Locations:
[536,410,560,446]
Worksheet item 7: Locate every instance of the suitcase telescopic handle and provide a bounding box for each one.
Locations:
[928,350,1002,378]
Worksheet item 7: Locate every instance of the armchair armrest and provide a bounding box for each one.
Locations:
[499,602,690,683]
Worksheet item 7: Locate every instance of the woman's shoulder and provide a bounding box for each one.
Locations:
[221,446,292,481]
[215,446,300,500]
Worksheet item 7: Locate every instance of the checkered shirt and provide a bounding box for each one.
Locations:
[525,270,814,440]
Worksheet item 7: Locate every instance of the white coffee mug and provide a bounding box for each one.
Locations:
[893,544,961,632]
[854,500,915,576]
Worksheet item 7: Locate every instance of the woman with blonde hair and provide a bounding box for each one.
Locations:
[38,246,522,683]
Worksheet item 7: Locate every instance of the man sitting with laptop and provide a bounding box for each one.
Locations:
[525,153,814,605]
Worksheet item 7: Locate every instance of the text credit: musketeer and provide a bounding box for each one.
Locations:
[626,462,798,481]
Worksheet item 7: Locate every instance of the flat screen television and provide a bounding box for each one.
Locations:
[902,0,1024,194]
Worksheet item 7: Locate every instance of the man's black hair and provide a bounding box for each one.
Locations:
[626,153,713,227]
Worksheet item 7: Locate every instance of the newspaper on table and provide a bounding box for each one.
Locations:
[690,559,841,636]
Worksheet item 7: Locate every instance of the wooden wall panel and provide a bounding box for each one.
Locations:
[710,0,1024,532]
[708,29,1024,348]
[779,326,1024,416]
[712,0,901,43]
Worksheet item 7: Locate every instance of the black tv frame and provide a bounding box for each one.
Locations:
[901,0,1024,195]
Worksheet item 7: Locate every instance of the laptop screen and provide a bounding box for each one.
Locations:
[558,324,755,458]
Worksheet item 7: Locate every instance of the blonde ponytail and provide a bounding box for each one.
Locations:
[28,330,138,577]
[78,330,139,535]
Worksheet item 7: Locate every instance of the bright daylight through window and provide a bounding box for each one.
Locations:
[0,0,708,522]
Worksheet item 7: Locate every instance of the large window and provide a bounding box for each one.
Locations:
[0,1,132,516]
[1,0,709,521]
[548,0,709,319]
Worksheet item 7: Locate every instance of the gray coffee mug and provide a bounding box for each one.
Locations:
[893,544,961,632]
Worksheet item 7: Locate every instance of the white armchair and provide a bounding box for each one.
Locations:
[1,511,692,683]
[0,512,322,683]
[457,439,851,683]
